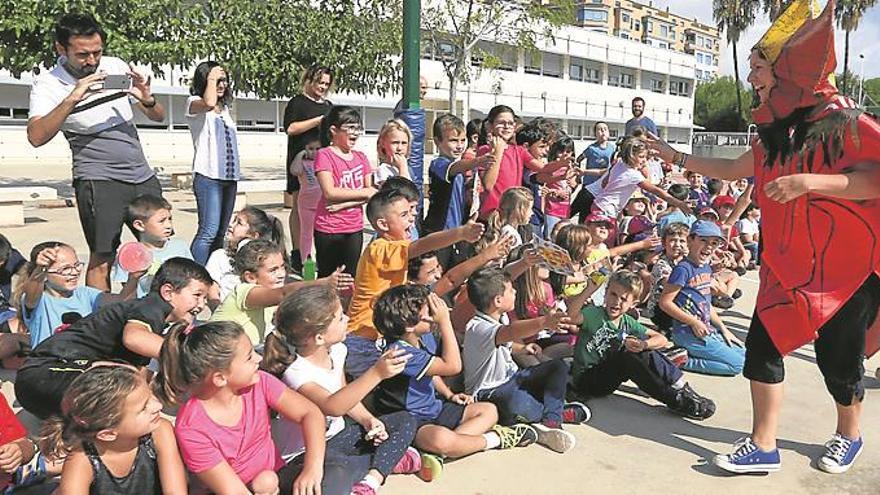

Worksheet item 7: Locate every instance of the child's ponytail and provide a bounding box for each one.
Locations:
[262,285,340,376]
[38,366,141,459]
[155,321,244,407]
[240,206,286,247]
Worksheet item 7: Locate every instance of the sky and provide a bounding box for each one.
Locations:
[650,0,880,84]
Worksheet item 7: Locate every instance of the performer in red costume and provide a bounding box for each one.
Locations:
[648,0,880,475]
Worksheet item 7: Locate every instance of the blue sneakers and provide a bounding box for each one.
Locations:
[818,433,863,474]
[713,437,781,474]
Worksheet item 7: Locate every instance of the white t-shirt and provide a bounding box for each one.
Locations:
[273,343,348,461]
[501,224,524,248]
[586,161,646,217]
[463,312,518,395]
[28,56,152,182]
[373,162,399,186]
[205,249,239,301]
[185,96,240,180]
[736,218,759,236]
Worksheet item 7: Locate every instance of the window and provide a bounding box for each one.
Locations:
[620,73,634,88]
[660,25,668,37]
[622,13,630,23]
[586,67,601,83]
[525,51,542,75]
[620,32,630,40]
[579,8,609,22]
[569,123,583,138]
[670,80,690,96]
[646,20,653,33]
[543,53,562,78]
[634,21,641,30]
[650,78,664,93]
[608,73,620,87]
[570,62,584,81]
[658,41,668,49]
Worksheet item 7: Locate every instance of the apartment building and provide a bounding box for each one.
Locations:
[577,0,721,82]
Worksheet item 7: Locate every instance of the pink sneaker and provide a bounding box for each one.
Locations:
[391,447,422,474]
[350,481,376,495]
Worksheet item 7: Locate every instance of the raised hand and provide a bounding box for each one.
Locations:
[323,266,354,293]
[372,347,411,379]
[427,292,451,327]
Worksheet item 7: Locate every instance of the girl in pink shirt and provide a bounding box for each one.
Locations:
[314,106,376,278]
[476,105,533,219]
[156,321,346,495]
[541,135,577,239]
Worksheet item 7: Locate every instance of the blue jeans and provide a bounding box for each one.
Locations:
[191,173,238,265]
[672,327,745,376]
[343,335,382,379]
[475,359,568,425]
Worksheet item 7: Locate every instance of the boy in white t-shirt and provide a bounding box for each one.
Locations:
[463,268,591,453]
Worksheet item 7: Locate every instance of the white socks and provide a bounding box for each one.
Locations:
[361,474,381,491]
[483,431,501,450]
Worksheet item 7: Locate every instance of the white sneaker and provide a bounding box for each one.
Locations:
[533,424,576,453]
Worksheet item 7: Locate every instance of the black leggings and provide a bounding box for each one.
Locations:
[314,230,363,278]
[743,274,880,406]
[569,188,595,223]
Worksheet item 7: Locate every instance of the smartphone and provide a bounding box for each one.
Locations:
[103,74,132,91]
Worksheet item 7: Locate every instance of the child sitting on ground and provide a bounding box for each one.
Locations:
[373,285,537,468]
[0,393,40,494]
[264,285,428,491]
[113,195,194,298]
[645,222,690,334]
[567,270,716,420]
[15,258,212,419]
[463,267,590,453]
[205,206,286,301]
[345,188,483,377]
[40,366,186,494]
[657,184,697,235]
[19,242,122,348]
[157,320,341,495]
[0,233,26,335]
[210,239,352,345]
[476,187,534,252]
[659,221,745,376]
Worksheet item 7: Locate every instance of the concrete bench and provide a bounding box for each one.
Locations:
[234,179,287,209]
[0,186,59,226]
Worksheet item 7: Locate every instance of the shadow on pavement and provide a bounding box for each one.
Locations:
[584,391,822,477]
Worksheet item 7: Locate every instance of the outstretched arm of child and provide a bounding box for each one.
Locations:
[409,217,484,259]
[723,184,754,227]
[425,293,463,376]
[121,321,166,360]
[432,234,513,297]
[639,180,693,216]
[565,279,601,326]
[658,284,710,338]
[245,267,354,309]
[495,310,575,346]
[448,154,495,178]
[20,247,56,310]
[153,419,188,495]
[298,347,410,418]
[608,235,662,258]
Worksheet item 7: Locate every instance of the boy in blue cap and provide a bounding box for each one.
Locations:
[659,221,745,376]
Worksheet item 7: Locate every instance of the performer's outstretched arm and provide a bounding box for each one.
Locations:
[764,163,880,203]
[645,133,756,180]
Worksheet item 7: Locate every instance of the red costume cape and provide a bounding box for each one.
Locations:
[751,0,880,356]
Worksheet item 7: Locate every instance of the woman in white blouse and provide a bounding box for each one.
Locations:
[186,61,241,265]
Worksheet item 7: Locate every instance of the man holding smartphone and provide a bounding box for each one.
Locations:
[27,12,165,291]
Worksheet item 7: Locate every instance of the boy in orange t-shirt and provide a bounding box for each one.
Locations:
[345,186,483,377]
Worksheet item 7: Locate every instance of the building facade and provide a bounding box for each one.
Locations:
[576,0,721,82]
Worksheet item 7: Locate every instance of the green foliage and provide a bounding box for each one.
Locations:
[863,77,880,105]
[694,76,753,131]
[0,0,403,99]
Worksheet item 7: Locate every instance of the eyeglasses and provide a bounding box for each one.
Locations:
[339,124,363,136]
[216,77,228,86]
[495,121,516,128]
[47,261,84,276]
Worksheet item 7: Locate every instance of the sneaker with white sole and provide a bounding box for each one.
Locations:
[533,424,576,453]
[713,437,781,474]
[562,402,591,424]
[492,423,538,449]
[817,433,863,474]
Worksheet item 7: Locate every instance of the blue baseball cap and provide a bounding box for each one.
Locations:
[689,220,723,239]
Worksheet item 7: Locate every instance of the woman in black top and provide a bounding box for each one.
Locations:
[283,65,334,272]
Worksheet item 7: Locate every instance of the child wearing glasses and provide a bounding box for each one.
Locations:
[19,242,104,347]
[314,105,376,278]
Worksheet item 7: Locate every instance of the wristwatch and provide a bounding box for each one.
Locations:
[141,96,158,108]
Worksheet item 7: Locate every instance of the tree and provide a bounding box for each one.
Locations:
[714,0,758,131]
[421,0,576,116]
[694,76,753,131]
[762,0,795,20]
[835,0,877,98]
[0,0,403,99]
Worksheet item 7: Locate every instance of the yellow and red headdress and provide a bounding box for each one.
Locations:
[752,0,838,124]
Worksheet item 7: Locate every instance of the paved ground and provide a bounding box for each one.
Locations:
[1,178,879,494]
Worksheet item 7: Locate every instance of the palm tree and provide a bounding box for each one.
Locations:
[714,0,758,130]
[763,0,795,20]
[835,0,878,97]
